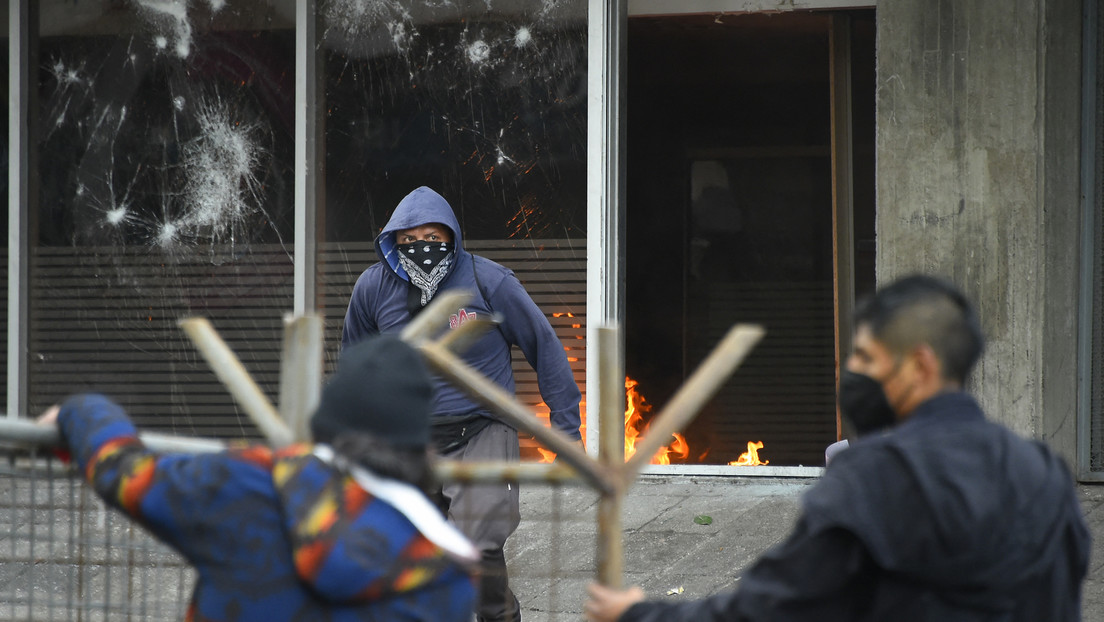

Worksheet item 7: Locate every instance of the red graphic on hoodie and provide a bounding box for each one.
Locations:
[449,309,477,329]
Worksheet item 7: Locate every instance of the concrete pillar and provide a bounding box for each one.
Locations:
[875,0,1083,462]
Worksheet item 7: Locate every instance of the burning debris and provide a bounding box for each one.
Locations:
[537,377,768,467]
[728,441,769,466]
[623,377,689,465]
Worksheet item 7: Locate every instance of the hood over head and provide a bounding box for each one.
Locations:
[375,187,464,282]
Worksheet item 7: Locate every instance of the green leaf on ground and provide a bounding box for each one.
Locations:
[693,514,713,525]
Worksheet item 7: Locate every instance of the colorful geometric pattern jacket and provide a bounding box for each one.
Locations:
[57,393,478,622]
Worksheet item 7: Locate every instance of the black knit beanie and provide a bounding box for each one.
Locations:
[310,335,433,449]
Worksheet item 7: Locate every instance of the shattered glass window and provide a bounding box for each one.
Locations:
[0,3,7,410]
[320,0,586,242]
[31,1,295,437]
[318,0,588,458]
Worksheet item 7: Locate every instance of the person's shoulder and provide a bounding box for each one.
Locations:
[350,262,394,295]
[802,438,917,529]
[811,437,912,496]
[470,252,511,275]
[469,253,516,293]
[356,261,388,280]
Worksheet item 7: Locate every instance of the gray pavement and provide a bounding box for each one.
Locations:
[506,477,1104,622]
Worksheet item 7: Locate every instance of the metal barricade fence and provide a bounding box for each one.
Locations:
[0,439,592,621]
[0,445,193,621]
[0,301,761,621]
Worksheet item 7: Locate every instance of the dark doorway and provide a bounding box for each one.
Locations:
[626,10,876,467]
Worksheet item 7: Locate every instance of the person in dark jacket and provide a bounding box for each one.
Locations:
[342,185,582,622]
[41,334,479,622]
[585,274,1091,622]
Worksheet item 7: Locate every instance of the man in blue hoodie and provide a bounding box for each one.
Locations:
[585,275,1091,622]
[42,335,479,622]
[342,186,583,622]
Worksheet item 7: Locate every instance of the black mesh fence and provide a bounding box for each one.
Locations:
[0,446,193,621]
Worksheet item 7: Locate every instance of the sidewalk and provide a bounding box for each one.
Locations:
[506,477,1104,621]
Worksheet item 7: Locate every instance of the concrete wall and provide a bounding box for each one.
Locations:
[875,0,1084,462]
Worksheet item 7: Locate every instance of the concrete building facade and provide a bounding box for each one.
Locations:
[874,0,1093,476]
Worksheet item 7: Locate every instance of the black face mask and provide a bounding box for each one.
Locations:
[396,241,454,275]
[838,370,896,436]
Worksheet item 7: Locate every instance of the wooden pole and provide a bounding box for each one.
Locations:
[595,326,625,587]
[0,418,585,485]
[418,340,618,495]
[279,313,324,443]
[178,317,294,448]
[0,417,226,454]
[399,289,473,343]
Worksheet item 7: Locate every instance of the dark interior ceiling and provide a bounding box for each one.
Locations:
[629,12,833,88]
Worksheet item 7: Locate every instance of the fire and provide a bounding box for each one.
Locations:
[728,441,769,466]
[622,377,646,460]
[623,377,690,465]
[535,377,687,464]
[535,378,767,467]
[653,432,689,465]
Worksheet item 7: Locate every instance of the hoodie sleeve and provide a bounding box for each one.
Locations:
[485,268,582,440]
[342,268,382,349]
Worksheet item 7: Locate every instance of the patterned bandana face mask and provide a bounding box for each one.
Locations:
[396,241,455,307]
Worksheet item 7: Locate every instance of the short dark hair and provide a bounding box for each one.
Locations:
[853,274,984,384]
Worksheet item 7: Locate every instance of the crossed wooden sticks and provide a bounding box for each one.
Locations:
[6,289,763,587]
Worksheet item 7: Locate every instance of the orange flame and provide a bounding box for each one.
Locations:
[652,432,689,465]
[624,378,688,465]
[535,377,687,464]
[622,377,647,460]
[728,441,769,466]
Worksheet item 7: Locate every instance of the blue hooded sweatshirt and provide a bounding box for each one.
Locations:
[342,186,582,440]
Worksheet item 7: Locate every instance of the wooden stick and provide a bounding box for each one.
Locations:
[0,418,226,454]
[279,313,324,443]
[436,316,500,354]
[417,340,618,495]
[178,317,294,448]
[595,326,626,587]
[433,460,582,484]
[623,324,765,478]
[399,290,474,343]
[0,419,583,484]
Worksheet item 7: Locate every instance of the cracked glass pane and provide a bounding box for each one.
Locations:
[31,1,296,437]
[319,0,588,460]
[0,3,8,411]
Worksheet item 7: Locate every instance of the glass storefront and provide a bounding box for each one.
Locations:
[30,1,295,436]
[19,1,587,451]
[10,2,878,469]
[317,1,588,457]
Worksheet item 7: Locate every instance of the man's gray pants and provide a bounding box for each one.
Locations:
[441,421,522,622]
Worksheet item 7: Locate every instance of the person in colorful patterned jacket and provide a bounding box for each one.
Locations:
[40,334,479,622]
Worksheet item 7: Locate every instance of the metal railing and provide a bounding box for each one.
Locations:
[0,447,193,621]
